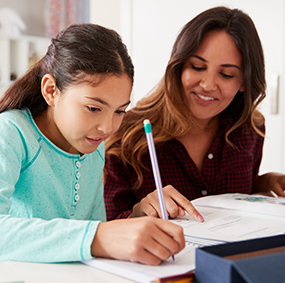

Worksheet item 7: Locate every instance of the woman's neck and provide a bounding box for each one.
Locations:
[188,116,219,135]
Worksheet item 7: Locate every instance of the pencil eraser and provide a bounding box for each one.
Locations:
[143,119,150,125]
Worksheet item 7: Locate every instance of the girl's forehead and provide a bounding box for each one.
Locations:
[63,73,132,106]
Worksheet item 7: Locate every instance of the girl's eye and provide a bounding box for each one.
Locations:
[115,110,126,115]
[88,106,100,112]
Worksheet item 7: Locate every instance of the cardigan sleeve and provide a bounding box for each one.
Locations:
[0,214,100,262]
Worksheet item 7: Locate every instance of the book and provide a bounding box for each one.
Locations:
[82,193,285,283]
[173,193,285,245]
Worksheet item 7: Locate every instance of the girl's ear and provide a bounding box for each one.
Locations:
[41,74,59,106]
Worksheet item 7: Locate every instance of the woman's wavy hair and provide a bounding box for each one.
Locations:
[0,23,134,117]
[106,6,266,190]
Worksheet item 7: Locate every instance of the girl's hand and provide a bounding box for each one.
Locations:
[130,185,204,222]
[91,217,185,265]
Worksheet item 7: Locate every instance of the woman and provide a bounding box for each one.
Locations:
[104,6,285,221]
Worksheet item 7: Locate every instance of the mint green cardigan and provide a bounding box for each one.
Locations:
[0,108,106,262]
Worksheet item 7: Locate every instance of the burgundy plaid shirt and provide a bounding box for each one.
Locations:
[104,118,265,220]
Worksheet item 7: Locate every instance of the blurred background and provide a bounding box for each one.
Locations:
[0,0,284,176]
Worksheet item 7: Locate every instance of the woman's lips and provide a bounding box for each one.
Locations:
[194,92,216,105]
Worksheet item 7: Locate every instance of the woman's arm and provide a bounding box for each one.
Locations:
[252,173,285,197]
[130,185,204,222]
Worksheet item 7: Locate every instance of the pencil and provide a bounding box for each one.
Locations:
[143,119,174,260]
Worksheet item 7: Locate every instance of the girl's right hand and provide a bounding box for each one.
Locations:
[130,185,204,222]
[91,217,185,265]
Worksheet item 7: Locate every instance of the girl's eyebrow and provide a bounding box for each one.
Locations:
[86,97,131,108]
[192,55,241,69]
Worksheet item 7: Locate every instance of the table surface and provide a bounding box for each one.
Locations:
[0,261,135,283]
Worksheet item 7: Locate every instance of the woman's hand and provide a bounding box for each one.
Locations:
[253,173,285,197]
[91,217,185,265]
[130,185,204,222]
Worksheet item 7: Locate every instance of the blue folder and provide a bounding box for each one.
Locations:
[195,234,285,283]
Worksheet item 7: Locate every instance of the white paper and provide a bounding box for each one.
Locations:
[82,242,196,283]
[172,193,285,244]
[192,193,285,218]
[82,193,285,282]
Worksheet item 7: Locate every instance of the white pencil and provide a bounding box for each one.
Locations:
[143,119,174,260]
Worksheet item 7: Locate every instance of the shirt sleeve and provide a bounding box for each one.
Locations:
[104,154,138,220]
[252,123,266,178]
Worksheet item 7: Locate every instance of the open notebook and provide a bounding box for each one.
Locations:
[82,193,285,283]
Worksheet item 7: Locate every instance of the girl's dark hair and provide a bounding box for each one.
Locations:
[0,23,134,117]
[106,6,266,190]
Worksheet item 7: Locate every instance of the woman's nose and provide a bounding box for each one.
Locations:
[199,73,217,91]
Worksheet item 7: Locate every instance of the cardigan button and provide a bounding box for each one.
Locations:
[76,172,81,179]
[75,183,80,191]
[201,190,208,196]
[74,194,80,202]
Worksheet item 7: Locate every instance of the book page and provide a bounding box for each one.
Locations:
[173,205,285,244]
[82,242,197,283]
[192,193,285,218]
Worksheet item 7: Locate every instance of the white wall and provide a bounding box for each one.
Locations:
[0,0,46,36]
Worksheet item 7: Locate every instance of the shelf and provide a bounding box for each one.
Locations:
[0,35,50,96]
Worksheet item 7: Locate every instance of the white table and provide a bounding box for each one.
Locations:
[0,261,135,283]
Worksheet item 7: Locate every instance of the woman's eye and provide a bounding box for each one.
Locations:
[191,64,205,71]
[221,73,234,79]
[88,106,100,112]
[116,110,126,115]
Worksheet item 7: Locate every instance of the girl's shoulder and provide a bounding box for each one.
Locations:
[0,108,40,150]
[0,108,31,126]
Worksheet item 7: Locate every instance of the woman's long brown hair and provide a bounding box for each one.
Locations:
[106,6,266,190]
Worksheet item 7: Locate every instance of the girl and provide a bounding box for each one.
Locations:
[104,6,285,220]
[0,23,185,265]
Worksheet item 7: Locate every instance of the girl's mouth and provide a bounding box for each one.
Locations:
[86,137,104,145]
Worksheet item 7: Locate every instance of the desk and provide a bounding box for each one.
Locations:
[0,261,135,283]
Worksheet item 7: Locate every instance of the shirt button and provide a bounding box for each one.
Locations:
[75,183,80,190]
[76,172,81,179]
[76,161,81,168]
[74,194,80,202]
[208,153,214,159]
[201,190,208,196]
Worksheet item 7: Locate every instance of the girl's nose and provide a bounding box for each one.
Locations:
[97,117,113,136]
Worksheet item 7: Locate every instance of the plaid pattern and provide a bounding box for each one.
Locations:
[104,118,265,220]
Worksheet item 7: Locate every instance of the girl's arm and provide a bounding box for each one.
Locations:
[91,217,185,266]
